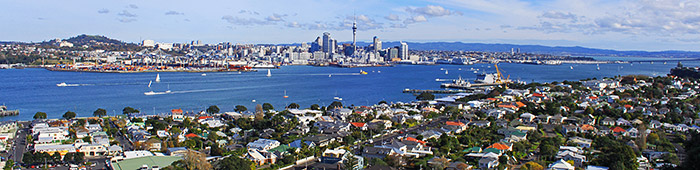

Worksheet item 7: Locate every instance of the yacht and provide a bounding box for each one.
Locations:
[155,74,161,82]
[267,69,272,77]
[201,73,207,76]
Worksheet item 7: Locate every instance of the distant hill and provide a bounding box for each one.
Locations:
[63,34,131,46]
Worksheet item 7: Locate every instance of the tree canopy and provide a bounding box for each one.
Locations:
[33,112,47,119]
[206,105,220,114]
[93,108,107,117]
[63,111,77,119]
[416,92,435,100]
[234,105,247,112]
[122,107,139,115]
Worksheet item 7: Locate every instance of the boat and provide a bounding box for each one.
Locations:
[570,66,573,70]
[333,97,343,101]
[441,76,471,89]
[596,64,600,71]
[664,62,667,64]
[56,82,79,87]
[445,70,448,74]
[144,91,158,95]
[329,74,332,77]
[155,74,161,82]
[360,70,368,75]
[283,90,289,98]
[377,71,381,73]
[201,73,207,76]
[148,81,152,88]
[266,69,271,77]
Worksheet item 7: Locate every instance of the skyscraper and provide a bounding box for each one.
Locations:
[373,36,382,52]
[399,42,408,60]
[322,32,335,54]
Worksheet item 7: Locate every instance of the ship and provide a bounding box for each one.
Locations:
[440,76,471,89]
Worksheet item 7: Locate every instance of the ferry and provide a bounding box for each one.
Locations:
[440,76,471,89]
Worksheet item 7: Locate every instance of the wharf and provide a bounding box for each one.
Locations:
[441,82,503,89]
[403,89,471,94]
[0,106,19,117]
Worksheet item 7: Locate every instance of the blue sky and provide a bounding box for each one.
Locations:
[2,0,700,51]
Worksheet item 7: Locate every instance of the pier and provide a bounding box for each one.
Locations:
[0,106,19,117]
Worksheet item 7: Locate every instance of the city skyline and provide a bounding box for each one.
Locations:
[2,0,700,51]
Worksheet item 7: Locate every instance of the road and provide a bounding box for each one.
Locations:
[109,120,132,151]
[12,121,30,163]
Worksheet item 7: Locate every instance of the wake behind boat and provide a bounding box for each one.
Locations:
[144,90,171,95]
[56,82,79,87]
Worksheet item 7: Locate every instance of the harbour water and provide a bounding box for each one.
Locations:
[1,59,698,120]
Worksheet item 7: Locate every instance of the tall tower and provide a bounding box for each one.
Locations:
[352,16,357,54]
[373,36,381,52]
[399,42,408,60]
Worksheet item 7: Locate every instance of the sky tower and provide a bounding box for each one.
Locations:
[352,15,357,54]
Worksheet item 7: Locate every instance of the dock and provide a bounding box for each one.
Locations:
[403,89,471,94]
[0,106,19,117]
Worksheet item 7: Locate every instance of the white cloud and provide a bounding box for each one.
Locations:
[406,5,459,17]
[385,14,400,21]
[127,4,138,9]
[165,11,184,15]
[221,15,272,26]
[266,13,286,22]
[403,15,427,24]
[97,9,109,14]
[118,10,137,18]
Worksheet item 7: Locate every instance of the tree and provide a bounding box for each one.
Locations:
[287,103,300,109]
[33,112,47,119]
[182,150,212,170]
[214,156,253,170]
[378,100,388,105]
[3,159,13,170]
[262,103,274,111]
[122,106,139,115]
[234,105,247,112]
[416,92,435,100]
[329,101,343,109]
[93,108,107,117]
[310,104,320,110]
[523,161,544,170]
[206,105,220,114]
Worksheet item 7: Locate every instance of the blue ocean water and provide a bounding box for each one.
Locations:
[1,60,698,120]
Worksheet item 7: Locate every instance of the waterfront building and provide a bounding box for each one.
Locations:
[373,36,382,52]
[322,32,335,54]
[399,42,408,60]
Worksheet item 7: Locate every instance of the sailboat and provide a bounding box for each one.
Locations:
[266,69,271,77]
[596,64,600,71]
[570,66,574,70]
[445,70,449,74]
[333,91,343,101]
[155,74,161,83]
[329,74,332,77]
[148,80,152,88]
[201,73,207,76]
[283,90,289,98]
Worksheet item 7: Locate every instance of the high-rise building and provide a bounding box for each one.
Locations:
[322,32,335,54]
[142,40,155,47]
[373,36,381,52]
[399,42,408,60]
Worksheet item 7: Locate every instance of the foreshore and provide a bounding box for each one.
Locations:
[46,67,257,73]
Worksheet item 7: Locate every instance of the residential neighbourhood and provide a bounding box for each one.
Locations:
[3,74,700,170]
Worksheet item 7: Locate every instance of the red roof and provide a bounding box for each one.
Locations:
[445,121,466,126]
[532,93,545,97]
[498,104,518,109]
[198,116,213,120]
[624,105,633,108]
[350,122,366,128]
[171,109,183,114]
[580,124,596,131]
[487,143,510,150]
[404,137,427,144]
[589,96,599,100]
[185,133,199,138]
[612,127,626,133]
[515,102,526,108]
[486,98,498,101]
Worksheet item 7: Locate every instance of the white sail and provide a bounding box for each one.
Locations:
[266,69,271,77]
[148,80,152,88]
[155,74,161,82]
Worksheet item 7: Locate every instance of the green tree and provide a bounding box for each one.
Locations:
[214,156,253,170]
[122,106,139,115]
[206,105,220,114]
[416,92,435,100]
[262,103,274,111]
[329,101,343,109]
[33,112,47,119]
[310,104,320,110]
[287,103,300,109]
[63,111,77,119]
[3,159,13,170]
[93,108,107,117]
[234,105,247,112]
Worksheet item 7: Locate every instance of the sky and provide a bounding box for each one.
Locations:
[1,0,700,51]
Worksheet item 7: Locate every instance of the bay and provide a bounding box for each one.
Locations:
[1,60,698,120]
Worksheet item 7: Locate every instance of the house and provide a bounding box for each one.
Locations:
[520,113,535,123]
[369,119,392,129]
[562,125,579,134]
[548,159,575,170]
[470,121,491,128]
[486,142,512,152]
[247,139,281,151]
[350,122,367,130]
[107,145,123,156]
[79,144,107,156]
[568,137,592,148]
[616,118,631,126]
[556,150,586,167]
[445,121,467,133]
[600,117,615,126]
[612,127,626,136]
[144,138,162,152]
[479,157,499,169]
[362,146,395,159]
[246,149,277,165]
[171,109,184,122]
[34,144,76,156]
[626,127,639,138]
[304,135,335,147]
[649,120,662,129]
[536,115,551,124]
